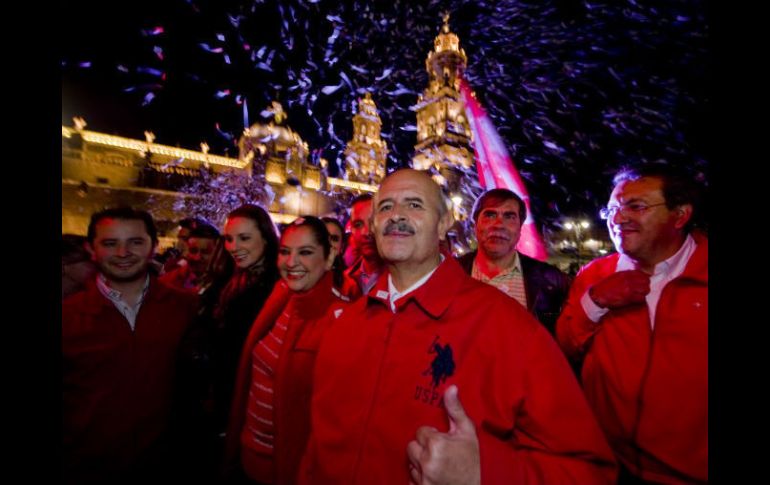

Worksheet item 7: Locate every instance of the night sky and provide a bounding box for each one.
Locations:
[61,0,710,236]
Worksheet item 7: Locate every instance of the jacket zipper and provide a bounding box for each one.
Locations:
[351,308,397,483]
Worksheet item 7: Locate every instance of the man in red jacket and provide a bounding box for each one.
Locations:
[160,219,220,292]
[300,169,617,485]
[62,208,198,483]
[343,193,384,296]
[556,165,707,484]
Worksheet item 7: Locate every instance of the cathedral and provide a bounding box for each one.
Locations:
[62,16,478,248]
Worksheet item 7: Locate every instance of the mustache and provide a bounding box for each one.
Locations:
[384,221,415,235]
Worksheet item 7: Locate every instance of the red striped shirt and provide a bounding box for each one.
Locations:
[242,309,291,455]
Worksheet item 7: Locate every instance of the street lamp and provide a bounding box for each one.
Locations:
[450,194,464,221]
[563,219,590,267]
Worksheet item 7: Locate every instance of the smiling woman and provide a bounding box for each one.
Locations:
[224,215,354,484]
[195,204,282,449]
[278,219,334,293]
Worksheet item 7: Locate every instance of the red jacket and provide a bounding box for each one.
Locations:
[556,234,708,484]
[225,272,351,484]
[159,264,200,292]
[62,277,198,481]
[299,257,617,485]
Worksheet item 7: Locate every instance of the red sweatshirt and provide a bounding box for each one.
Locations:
[62,278,198,482]
[225,273,352,484]
[556,234,708,484]
[299,257,617,485]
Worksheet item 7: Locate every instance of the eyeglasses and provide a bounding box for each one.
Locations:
[599,202,667,220]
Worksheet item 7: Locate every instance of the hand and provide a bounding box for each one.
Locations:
[406,385,481,485]
[588,270,650,309]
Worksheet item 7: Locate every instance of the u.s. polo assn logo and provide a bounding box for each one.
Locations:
[413,335,455,407]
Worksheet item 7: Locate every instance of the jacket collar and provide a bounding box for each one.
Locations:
[77,275,170,315]
[596,232,707,285]
[366,257,467,320]
[678,232,708,284]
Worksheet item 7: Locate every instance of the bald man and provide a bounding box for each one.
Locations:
[299,169,616,485]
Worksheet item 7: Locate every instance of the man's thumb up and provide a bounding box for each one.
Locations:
[444,385,474,436]
[407,385,481,485]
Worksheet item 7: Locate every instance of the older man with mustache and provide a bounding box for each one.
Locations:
[299,169,616,485]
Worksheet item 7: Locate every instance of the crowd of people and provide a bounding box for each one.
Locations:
[62,163,707,484]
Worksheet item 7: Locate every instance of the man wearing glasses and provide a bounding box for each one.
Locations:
[556,165,707,484]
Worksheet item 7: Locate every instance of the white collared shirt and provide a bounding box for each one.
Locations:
[581,234,697,329]
[387,255,445,313]
[96,273,151,331]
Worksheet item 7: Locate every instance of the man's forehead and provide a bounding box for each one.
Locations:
[325,224,342,234]
[377,172,437,204]
[351,199,373,218]
[188,236,216,245]
[611,177,664,201]
[94,219,150,240]
[95,218,148,235]
[481,199,520,212]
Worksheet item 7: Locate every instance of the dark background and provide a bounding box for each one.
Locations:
[61,0,710,234]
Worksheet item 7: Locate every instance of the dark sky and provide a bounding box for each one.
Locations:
[61,0,710,234]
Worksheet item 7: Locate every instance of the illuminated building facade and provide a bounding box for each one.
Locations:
[409,14,479,253]
[343,92,388,185]
[61,123,250,246]
[62,18,482,245]
[411,14,474,190]
[62,110,376,245]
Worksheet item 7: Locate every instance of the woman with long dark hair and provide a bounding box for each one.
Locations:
[171,205,283,482]
[210,204,282,435]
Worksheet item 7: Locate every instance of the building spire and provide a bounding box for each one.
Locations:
[412,14,472,172]
[442,11,450,32]
[344,92,388,184]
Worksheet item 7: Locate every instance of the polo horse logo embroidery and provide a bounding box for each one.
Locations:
[422,335,455,388]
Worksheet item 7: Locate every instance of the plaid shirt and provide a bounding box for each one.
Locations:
[471,251,527,308]
[95,273,150,331]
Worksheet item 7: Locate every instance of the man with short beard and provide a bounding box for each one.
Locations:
[458,188,570,334]
[62,207,198,483]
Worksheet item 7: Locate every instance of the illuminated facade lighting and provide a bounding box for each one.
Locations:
[62,126,246,168]
[327,177,377,193]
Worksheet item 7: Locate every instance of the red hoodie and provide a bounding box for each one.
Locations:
[557,234,708,484]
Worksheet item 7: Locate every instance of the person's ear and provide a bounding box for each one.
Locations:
[437,209,454,241]
[672,204,693,230]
